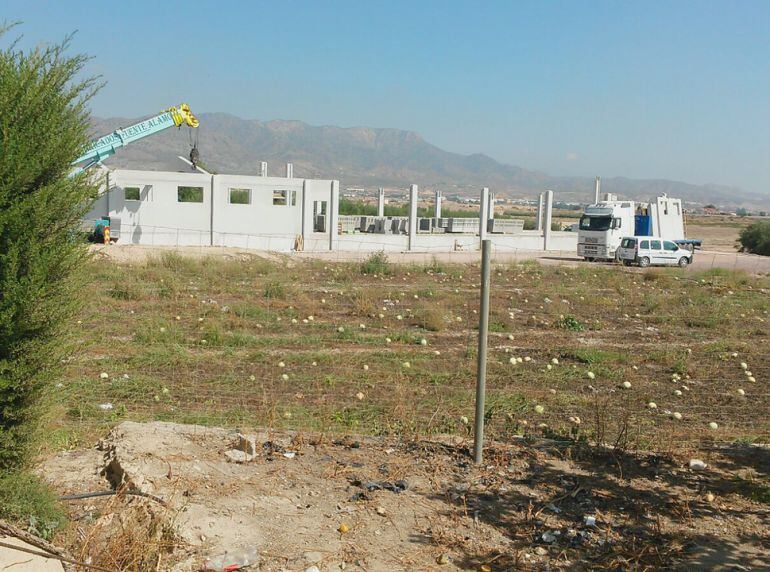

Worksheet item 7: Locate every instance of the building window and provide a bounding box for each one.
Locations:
[178,186,204,203]
[229,188,251,205]
[291,190,297,206]
[124,186,141,201]
[273,190,288,206]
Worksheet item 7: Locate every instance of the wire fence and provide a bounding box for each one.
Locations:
[51,244,770,459]
[84,217,770,275]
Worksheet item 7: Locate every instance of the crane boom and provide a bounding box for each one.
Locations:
[72,103,199,173]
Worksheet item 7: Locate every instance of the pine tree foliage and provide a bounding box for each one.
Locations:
[0,25,101,469]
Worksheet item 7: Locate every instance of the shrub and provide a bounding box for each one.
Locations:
[0,472,66,539]
[361,251,391,275]
[263,280,286,299]
[0,27,100,469]
[411,308,445,332]
[738,221,770,256]
[555,314,585,332]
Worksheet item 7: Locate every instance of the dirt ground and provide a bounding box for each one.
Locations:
[91,243,770,275]
[42,421,768,571]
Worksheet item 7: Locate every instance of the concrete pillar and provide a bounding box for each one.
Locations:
[479,187,489,247]
[286,162,294,178]
[543,189,554,250]
[535,192,544,231]
[434,190,442,219]
[594,176,601,204]
[259,161,268,177]
[377,188,385,217]
[301,180,311,239]
[209,174,215,246]
[408,184,418,251]
[488,192,495,220]
[329,180,340,251]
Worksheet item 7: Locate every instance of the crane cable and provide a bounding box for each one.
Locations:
[188,123,200,169]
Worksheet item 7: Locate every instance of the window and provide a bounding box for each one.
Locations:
[664,241,678,251]
[124,186,140,201]
[650,240,662,250]
[178,186,204,203]
[640,240,650,249]
[273,190,288,206]
[675,203,681,216]
[612,218,622,229]
[229,188,251,205]
[290,190,297,206]
[663,201,669,215]
[579,215,612,231]
[621,238,636,248]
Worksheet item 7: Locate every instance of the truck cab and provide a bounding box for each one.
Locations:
[578,193,690,262]
[577,198,636,261]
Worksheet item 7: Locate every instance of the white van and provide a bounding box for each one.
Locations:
[617,237,693,268]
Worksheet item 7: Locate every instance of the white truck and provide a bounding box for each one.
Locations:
[577,193,699,261]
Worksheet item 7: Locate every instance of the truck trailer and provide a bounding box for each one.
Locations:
[577,193,700,261]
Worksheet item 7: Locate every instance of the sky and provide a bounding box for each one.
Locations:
[3,0,769,194]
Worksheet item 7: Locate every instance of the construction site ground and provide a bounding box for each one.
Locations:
[41,421,769,571]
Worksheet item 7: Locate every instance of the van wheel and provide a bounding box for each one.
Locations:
[622,260,631,266]
[638,256,650,268]
[678,257,689,268]
[585,257,595,262]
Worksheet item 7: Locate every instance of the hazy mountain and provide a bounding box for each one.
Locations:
[89,113,768,208]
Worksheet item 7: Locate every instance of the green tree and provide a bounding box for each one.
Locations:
[0,26,100,470]
[738,221,770,256]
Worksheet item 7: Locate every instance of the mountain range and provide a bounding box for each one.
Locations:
[90,113,768,208]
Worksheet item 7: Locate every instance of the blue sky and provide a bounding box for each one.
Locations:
[3,1,769,193]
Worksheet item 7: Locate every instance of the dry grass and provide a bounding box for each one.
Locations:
[45,253,770,456]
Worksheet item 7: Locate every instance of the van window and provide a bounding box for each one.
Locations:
[664,241,678,251]
[621,238,636,248]
[650,240,662,250]
[640,240,650,249]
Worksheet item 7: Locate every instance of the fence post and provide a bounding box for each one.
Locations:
[474,239,492,464]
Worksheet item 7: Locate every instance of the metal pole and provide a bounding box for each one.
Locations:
[474,239,492,464]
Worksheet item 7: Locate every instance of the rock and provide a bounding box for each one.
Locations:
[0,538,64,572]
[305,567,321,572]
[376,506,386,516]
[236,433,256,456]
[304,551,323,564]
[689,459,707,470]
[224,449,253,463]
[535,546,548,556]
[541,530,557,543]
[436,553,451,565]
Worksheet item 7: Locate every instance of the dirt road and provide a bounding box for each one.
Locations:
[92,244,770,274]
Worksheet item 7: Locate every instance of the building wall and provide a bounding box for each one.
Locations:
[95,169,337,248]
[108,170,213,246]
[89,169,578,253]
[212,174,304,248]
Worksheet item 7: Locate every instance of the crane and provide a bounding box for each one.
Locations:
[72,103,200,174]
[76,104,200,243]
